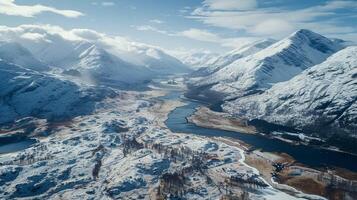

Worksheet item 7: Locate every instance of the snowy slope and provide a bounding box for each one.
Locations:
[177,51,219,69]
[192,39,276,77]
[46,41,155,85]
[0,60,115,124]
[223,46,357,136]
[5,37,155,85]
[196,29,345,98]
[119,46,191,75]
[0,41,48,71]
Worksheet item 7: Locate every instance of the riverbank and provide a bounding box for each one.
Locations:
[169,84,357,199]
[213,136,357,200]
[187,106,257,134]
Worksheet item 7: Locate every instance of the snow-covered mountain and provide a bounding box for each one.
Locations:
[0,41,48,71]
[192,39,276,77]
[193,29,345,98]
[0,25,190,85]
[35,41,155,85]
[176,51,219,69]
[120,46,191,75]
[72,43,154,84]
[0,60,115,124]
[223,46,357,136]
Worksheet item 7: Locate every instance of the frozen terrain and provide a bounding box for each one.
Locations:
[0,60,115,124]
[223,46,357,137]
[1,25,354,200]
[0,81,320,200]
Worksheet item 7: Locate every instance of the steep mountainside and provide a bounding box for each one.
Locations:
[56,42,155,85]
[0,60,115,124]
[194,29,345,99]
[122,46,191,75]
[223,46,357,137]
[192,39,276,77]
[0,41,48,71]
[178,51,219,70]
[0,25,190,85]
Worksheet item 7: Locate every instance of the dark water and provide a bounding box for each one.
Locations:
[164,92,357,172]
[0,135,37,154]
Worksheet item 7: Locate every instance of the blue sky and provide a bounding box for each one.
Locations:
[0,0,356,53]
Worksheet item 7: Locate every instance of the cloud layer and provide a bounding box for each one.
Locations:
[0,0,83,18]
[190,0,357,39]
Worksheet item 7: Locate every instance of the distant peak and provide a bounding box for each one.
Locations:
[290,29,326,40]
[295,29,315,34]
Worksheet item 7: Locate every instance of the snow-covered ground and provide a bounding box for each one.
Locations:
[0,80,321,199]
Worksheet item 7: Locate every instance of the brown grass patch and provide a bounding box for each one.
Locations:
[283,176,325,196]
[333,168,357,181]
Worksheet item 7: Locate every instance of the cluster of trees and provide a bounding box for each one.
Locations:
[220,192,250,200]
[157,172,186,199]
[227,173,268,189]
[91,144,106,180]
[121,136,143,157]
[6,144,52,166]
[317,172,357,192]
[150,143,214,199]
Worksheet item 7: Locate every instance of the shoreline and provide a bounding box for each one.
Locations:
[188,105,357,157]
[214,136,357,199]
[154,83,328,199]
[168,86,357,199]
[187,106,257,134]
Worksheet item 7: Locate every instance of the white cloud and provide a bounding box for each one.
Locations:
[91,2,115,6]
[0,24,170,58]
[251,19,294,36]
[203,0,257,10]
[0,0,84,18]
[20,32,51,43]
[179,28,220,42]
[133,25,172,35]
[101,2,115,6]
[133,25,258,49]
[190,0,357,39]
[178,28,258,48]
[149,19,164,24]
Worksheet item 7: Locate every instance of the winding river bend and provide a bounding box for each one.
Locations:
[164,90,357,172]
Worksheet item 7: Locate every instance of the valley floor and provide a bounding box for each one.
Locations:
[0,77,353,200]
[187,96,357,200]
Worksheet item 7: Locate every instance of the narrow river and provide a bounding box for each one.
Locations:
[164,90,357,172]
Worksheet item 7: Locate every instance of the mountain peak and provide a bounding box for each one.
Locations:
[289,29,328,42]
[284,29,344,54]
[0,41,48,71]
[293,29,318,36]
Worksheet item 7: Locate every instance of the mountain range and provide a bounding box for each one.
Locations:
[191,29,346,99]
[0,25,190,124]
[223,46,357,137]
[188,29,356,139]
